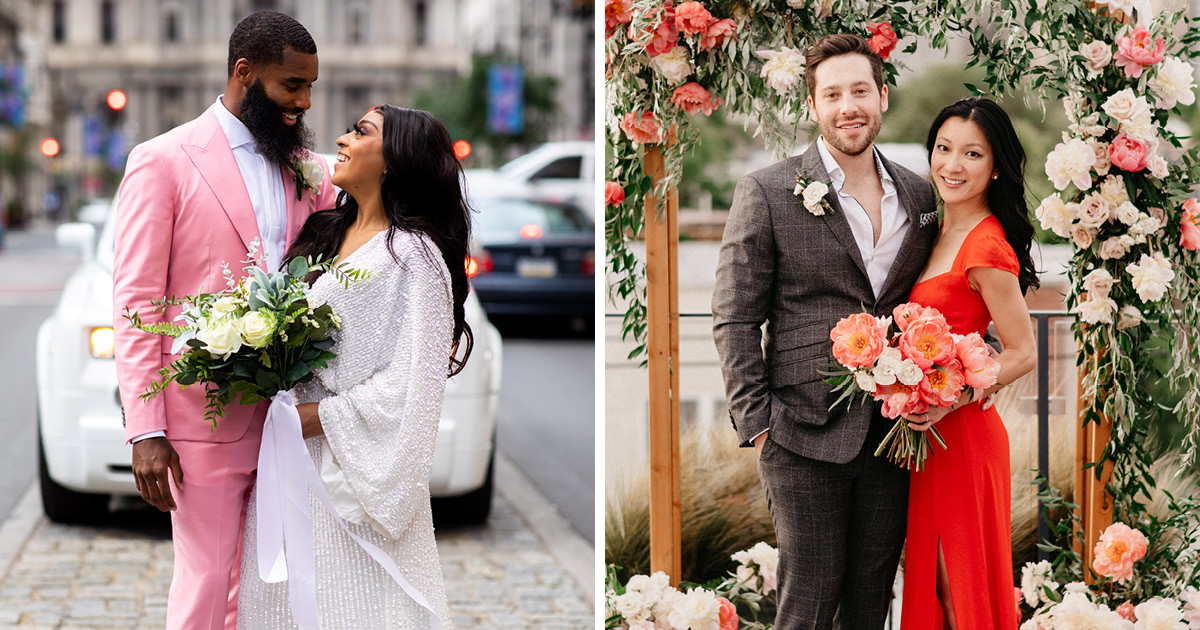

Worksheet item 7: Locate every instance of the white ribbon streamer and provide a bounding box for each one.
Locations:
[256,390,445,630]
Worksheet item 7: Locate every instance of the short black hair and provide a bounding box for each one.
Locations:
[227,10,317,78]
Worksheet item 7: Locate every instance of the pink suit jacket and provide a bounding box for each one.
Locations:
[113,104,339,443]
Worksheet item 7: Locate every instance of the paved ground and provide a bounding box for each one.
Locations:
[0,455,594,630]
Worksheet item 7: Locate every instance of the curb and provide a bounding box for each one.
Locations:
[495,452,595,606]
[0,483,44,582]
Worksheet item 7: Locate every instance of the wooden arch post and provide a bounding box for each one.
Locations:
[1075,375,1113,583]
[644,142,682,584]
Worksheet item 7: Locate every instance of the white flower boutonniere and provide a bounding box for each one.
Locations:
[290,155,324,200]
[793,173,833,216]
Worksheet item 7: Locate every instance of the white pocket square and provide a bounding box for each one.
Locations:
[919,211,938,228]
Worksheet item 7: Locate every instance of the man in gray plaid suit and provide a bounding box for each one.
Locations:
[713,34,939,629]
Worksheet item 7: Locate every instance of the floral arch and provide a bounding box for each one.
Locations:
[604,0,1200,624]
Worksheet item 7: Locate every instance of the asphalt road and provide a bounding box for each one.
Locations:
[0,225,596,545]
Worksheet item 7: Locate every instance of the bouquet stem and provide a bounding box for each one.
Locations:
[875,417,948,472]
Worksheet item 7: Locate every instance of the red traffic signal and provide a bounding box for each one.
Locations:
[40,137,60,157]
[106,89,127,111]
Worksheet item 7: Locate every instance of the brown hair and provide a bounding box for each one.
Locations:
[804,34,884,99]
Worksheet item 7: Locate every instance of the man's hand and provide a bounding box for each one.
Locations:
[754,431,769,458]
[132,437,182,512]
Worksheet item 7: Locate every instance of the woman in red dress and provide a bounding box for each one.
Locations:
[900,98,1039,629]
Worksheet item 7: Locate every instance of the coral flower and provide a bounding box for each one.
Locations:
[1108,133,1149,173]
[898,319,954,369]
[892,302,946,332]
[1116,601,1135,620]
[1091,522,1148,584]
[674,1,714,36]
[876,382,928,419]
[830,313,887,369]
[620,111,663,145]
[605,182,626,207]
[1114,26,1166,79]
[1181,198,1200,251]
[955,332,1000,389]
[919,363,966,408]
[605,0,633,37]
[700,18,737,51]
[717,597,739,630]
[670,82,722,116]
[631,3,679,57]
[866,22,899,60]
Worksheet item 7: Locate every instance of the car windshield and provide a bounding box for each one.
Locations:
[96,199,118,271]
[494,150,546,177]
[474,198,590,242]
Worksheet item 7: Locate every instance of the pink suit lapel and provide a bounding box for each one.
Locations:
[282,161,306,244]
[180,109,263,263]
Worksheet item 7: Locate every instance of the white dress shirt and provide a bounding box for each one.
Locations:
[132,96,291,444]
[752,140,911,446]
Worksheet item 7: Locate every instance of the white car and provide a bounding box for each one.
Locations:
[464,141,595,217]
[36,200,503,524]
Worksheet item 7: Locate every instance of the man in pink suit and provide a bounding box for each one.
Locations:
[112,11,337,630]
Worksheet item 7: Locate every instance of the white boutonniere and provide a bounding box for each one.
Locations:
[290,155,324,200]
[793,173,833,216]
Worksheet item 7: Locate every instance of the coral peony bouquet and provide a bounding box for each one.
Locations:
[822,302,1000,471]
[123,250,369,429]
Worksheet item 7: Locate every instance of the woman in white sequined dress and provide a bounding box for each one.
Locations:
[237,106,473,629]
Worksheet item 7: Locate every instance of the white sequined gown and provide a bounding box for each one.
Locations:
[238,229,454,629]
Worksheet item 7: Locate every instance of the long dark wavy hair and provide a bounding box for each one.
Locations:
[285,105,473,376]
[925,97,1040,294]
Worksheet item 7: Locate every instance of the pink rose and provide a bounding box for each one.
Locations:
[1108,133,1149,173]
[632,3,679,57]
[620,112,663,145]
[605,0,633,37]
[898,319,955,369]
[1116,601,1135,621]
[670,82,722,116]
[830,312,887,369]
[955,332,1000,389]
[876,382,929,419]
[1114,26,1166,79]
[1181,198,1200,251]
[717,597,739,630]
[674,2,714,36]
[892,302,947,332]
[866,22,899,60]
[700,18,737,51]
[919,362,966,408]
[1072,224,1097,249]
[605,181,626,207]
[1091,522,1148,584]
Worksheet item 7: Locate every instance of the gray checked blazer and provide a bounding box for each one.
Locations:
[712,143,938,465]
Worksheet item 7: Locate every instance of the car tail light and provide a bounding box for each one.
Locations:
[580,250,595,276]
[90,327,115,358]
[519,224,544,239]
[466,251,493,278]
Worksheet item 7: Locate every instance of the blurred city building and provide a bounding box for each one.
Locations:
[0,0,593,224]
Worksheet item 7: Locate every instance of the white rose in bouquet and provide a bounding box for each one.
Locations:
[234,310,278,348]
[1076,193,1113,230]
[1098,237,1132,260]
[1133,597,1187,630]
[758,48,805,94]
[653,46,693,85]
[1088,138,1112,176]
[1080,40,1112,76]
[1099,175,1131,206]
[196,316,244,358]
[1148,56,1196,109]
[1083,268,1115,298]
[1103,89,1155,139]
[1113,201,1140,226]
[613,590,651,623]
[1072,224,1098,249]
[897,359,924,387]
[1117,305,1145,330]
[803,181,830,214]
[667,589,721,630]
[854,370,877,394]
[211,296,240,315]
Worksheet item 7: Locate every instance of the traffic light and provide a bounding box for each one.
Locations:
[453,139,472,160]
[106,89,127,111]
[40,137,60,157]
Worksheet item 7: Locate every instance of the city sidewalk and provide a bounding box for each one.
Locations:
[0,455,595,630]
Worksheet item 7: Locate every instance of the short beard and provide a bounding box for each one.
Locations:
[239,79,313,166]
[817,112,882,157]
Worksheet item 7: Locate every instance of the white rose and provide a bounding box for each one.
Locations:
[803,181,829,214]
[614,591,650,622]
[630,621,656,630]
[1046,138,1097,191]
[211,296,239,315]
[1035,195,1076,238]
[1063,581,1089,595]
[793,182,804,196]
[1117,305,1144,330]
[758,48,805,95]
[296,156,324,184]
[897,360,923,386]
[653,46,693,85]
[234,310,277,348]
[1049,592,1101,628]
[1133,597,1187,630]
[1083,268,1115,297]
[196,317,244,358]
[1071,112,1108,137]
[1080,40,1112,76]
[667,589,721,630]
[1097,237,1132,260]
[1113,201,1140,226]
[1103,89,1155,138]
[872,358,899,386]
[1126,252,1175,302]
[1148,56,1197,109]
[1147,151,1169,179]
[1088,139,1111,176]
[1072,224,1097,249]
[1076,193,1112,229]
[1099,175,1130,206]
[1078,297,1118,324]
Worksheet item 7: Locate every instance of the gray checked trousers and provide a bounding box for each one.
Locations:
[756,418,910,630]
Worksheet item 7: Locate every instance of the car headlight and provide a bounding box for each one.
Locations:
[89,327,115,359]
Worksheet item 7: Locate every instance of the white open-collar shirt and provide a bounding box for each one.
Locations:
[816,137,910,299]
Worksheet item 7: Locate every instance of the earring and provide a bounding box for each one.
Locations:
[991,174,998,180]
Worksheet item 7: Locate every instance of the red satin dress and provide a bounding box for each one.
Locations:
[901,216,1018,630]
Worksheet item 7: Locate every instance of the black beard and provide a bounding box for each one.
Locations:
[239,79,313,166]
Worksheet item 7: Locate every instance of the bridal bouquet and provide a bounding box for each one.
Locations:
[124,252,369,429]
[821,302,1000,471]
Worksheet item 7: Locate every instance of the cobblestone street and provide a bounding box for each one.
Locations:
[0,458,594,630]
